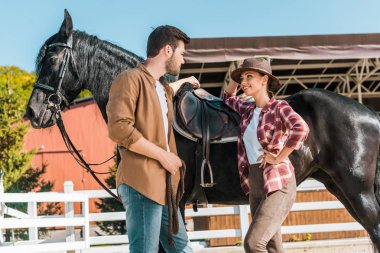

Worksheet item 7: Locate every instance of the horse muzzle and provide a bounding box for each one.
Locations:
[25,104,56,129]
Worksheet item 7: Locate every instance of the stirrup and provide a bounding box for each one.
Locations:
[200,159,216,188]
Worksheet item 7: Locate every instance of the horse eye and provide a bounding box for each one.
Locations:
[49,57,58,65]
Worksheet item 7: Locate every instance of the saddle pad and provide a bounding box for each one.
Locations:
[178,91,228,140]
[193,89,223,102]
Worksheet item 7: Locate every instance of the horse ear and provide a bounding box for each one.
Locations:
[59,9,73,37]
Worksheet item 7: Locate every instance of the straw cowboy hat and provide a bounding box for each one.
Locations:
[231,57,281,89]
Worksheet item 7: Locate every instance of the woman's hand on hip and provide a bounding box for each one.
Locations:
[257,147,294,169]
[257,149,280,169]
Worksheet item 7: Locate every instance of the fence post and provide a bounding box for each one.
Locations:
[27,192,38,241]
[239,205,249,243]
[64,181,75,249]
[82,196,90,249]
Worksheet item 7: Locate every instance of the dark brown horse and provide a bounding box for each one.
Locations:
[26,10,380,251]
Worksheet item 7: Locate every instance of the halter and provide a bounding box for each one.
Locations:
[34,36,79,109]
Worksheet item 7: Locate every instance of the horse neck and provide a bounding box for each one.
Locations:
[72,31,143,120]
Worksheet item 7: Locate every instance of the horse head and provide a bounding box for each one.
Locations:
[26,10,82,128]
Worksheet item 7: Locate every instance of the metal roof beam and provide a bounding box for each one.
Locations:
[180,67,229,74]
[220,61,238,96]
[277,92,380,99]
[278,73,380,80]
[201,76,380,88]
[180,62,362,74]
[272,62,359,70]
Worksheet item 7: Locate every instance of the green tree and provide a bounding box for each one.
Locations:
[77,89,93,98]
[0,66,61,241]
[0,66,36,190]
[95,160,126,236]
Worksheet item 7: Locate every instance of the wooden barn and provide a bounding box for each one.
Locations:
[23,97,115,212]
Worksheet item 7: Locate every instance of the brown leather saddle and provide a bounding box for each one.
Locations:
[178,88,238,140]
[174,86,240,208]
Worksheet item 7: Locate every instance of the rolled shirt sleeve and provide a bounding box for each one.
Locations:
[106,71,143,149]
[278,100,310,150]
[222,91,252,116]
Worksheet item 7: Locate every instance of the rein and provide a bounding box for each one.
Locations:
[55,109,121,203]
[34,37,186,244]
[34,36,121,202]
[166,160,186,247]
[57,102,186,246]
[55,105,186,242]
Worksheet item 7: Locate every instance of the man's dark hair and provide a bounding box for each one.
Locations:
[146,25,190,58]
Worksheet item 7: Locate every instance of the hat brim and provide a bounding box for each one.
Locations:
[231,67,281,90]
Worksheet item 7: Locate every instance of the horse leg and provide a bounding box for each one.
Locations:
[343,189,380,252]
[338,184,380,252]
[310,169,362,223]
[179,199,186,224]
[322,165,380,252]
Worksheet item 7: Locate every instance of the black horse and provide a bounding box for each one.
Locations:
[26,10,380,251]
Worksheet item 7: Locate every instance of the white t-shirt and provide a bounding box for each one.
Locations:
[155,81,169,151]
[243,107,264,164]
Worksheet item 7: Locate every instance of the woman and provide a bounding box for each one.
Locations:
[223,57,309,253]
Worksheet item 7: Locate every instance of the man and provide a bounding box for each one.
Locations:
[106,25,199,253]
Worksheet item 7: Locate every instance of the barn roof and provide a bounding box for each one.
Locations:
[180,33,380,107]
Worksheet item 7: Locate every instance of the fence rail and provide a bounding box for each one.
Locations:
[0,180,367,252]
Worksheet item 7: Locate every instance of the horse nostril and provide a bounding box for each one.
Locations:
[25,106,35,120]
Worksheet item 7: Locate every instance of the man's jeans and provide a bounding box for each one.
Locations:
[118,183,193,253]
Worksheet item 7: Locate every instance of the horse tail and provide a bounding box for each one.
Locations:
[375,107,380,207]
[375,143,380,206]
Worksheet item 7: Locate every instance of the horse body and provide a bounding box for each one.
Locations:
[26,10,380,251]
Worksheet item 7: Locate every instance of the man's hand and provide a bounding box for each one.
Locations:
[169,76,200,94]
[185,76,200,88]
[159,151,182,175]
[128,137,182,175]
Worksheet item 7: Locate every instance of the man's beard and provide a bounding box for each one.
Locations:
[165,55,180,76]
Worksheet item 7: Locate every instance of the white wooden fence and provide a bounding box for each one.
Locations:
[0,180,368,253]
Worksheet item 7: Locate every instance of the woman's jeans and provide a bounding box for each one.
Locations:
[118,183,193,253]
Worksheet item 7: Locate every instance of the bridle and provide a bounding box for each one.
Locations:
[32,36,121,203]
[34,36,79,109]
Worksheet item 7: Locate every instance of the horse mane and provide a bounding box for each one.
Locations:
[35,34,56,74]
[35,30,145,118]
[73,31,144,101]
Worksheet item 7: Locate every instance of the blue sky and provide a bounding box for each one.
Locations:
[1,0,380,72]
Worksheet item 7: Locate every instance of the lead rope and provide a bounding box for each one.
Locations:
[167,160,186,247]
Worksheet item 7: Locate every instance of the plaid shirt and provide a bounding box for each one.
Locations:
[223,92,309,194]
